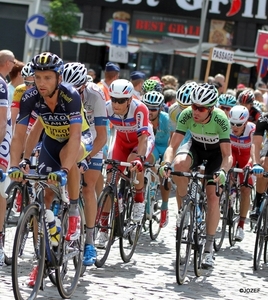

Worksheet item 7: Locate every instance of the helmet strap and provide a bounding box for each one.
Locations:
[48,73,60,98]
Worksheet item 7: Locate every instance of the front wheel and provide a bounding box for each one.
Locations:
[176,201,193,285]
[94,187,115,268]
[12,204,45,300]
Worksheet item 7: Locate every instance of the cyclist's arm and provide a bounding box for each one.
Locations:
[251,135,263,165]
[163,131,184,164]
[23,118,43,160]
[61,122,82,171]
[219,142,233,173]
[136,133,148,157]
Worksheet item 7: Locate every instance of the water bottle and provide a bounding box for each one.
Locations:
[46,209,60,246]
[230,186,236,207]
[196,205,202,224]
[118,193,123,213]
[53,201,60,217]
[150,181,156,198]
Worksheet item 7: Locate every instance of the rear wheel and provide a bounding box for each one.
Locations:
[94,187,115,268]
[12,204,45,300]
[176,201,193,285]
[56,204,84,299]
[119,192,142,262]
[253,202,267,270]
[214,190,228,252]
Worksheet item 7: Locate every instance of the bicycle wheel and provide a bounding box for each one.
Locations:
[12,203,45,300]
[119,192,142,263]
[264,241,268,264]
[228,186,240,247]
[194,202,206,277]
[149,184,162,240]
[253,203,267,270]
[94,186,115,268]
[4,182,24,265]
[214,190,228,252]
[55,204,84,299]
[176,201,193,285]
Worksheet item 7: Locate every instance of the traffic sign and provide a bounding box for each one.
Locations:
[111,20,128,47]
[255,30,268,58]
[109,45,128,63]
[25,14,48,39]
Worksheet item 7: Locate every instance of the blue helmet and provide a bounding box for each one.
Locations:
[218,94,237,107]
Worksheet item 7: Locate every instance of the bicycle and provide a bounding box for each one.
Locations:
[11,173,85,300]
[171,169,218,285]
[94,159,142,267]
[253,171,268,270]
[142,162,162,240]
[214,166,249,251]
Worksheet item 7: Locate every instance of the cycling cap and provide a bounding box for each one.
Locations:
[109,79,134,98]
[218,94,237,107]
[191,83,218,107]
[142,79,163,93]
[31,52,64,75]
[237,89,255,104]
[229,105,249,124]
[62,62,87,87]
[142,91,164,107]
[21,62,34,77]
[176,81,198,107]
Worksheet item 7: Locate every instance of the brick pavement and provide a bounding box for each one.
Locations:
[0,193,267,300]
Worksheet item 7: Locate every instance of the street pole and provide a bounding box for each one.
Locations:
[193,0,209,82]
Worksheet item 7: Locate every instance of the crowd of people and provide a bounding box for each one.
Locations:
[0,49,267,287]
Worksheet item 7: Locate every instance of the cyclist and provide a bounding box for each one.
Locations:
[0,49,15,266]
[217,93,237,117]
[229,105,255,241]
[97,79,154,248]
[8,52,93,281]
[141,79,163,95]
[141,91,174,228]
[62,62,107,266]
[250,110,268,220]
[160,83,232,268]
[11,62,36,132]
[237,89,262,124]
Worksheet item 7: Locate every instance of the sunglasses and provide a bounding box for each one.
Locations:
[230,122,244,127]
[147,107,160,112]
[111,97,129,104]
[219,105,231,112]
[191,104,210,112]
[24,80,35,87]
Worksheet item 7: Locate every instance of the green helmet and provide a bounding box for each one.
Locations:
[142,79,163,93]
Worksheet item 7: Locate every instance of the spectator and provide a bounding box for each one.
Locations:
[161,75,178,89]
[88,68,99,84]
[214,73,225,94]
[163,89,176,112]
[207,76,215,85]
[130,71,146,100]
[8,60,25,105]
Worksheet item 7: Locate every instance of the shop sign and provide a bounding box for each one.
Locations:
[255,30,268,58]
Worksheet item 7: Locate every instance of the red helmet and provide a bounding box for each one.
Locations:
[237,89,255,105]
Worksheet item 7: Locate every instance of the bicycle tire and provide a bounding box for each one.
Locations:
[214,189,228,252]
[176,201,193,285]
[228,185,240,247]
[55,203,84,298]
[94,186,115,268]
[149,184,161,240]
[194,202,206,277]
[12,203,45,300]
[253,202,267,270]
[119,192,142,263]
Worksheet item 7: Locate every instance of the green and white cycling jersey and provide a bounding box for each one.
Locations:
[176,106,230,150]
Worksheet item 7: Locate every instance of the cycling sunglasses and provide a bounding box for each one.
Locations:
[111,97,130,104]
[147,107,160,112]
[219,105,231,112]
[191,104,209,112]
[24,80,35,87]
[230,122,244,127]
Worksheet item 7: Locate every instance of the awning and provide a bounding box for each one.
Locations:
[49,31,258,67]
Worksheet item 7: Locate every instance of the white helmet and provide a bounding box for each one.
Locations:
[62,62,87,87]
[191,83,218,107]
[142,91,164,107]
[109,79,134,98]
[176,81,198,107]
[21,62,34,77]
[229,105,249,124]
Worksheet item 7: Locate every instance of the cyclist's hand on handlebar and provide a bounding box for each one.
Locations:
[213,169,226,186]
[19,158,31,172]
[48,169,68,186]
[251,164,264,176]
[8,166,24,181]
[159,162,172,178]
[130,158,143,172]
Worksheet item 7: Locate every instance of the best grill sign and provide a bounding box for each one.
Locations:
[212,48,234,64]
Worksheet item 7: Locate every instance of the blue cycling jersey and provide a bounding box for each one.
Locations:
[155,111,175,147]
